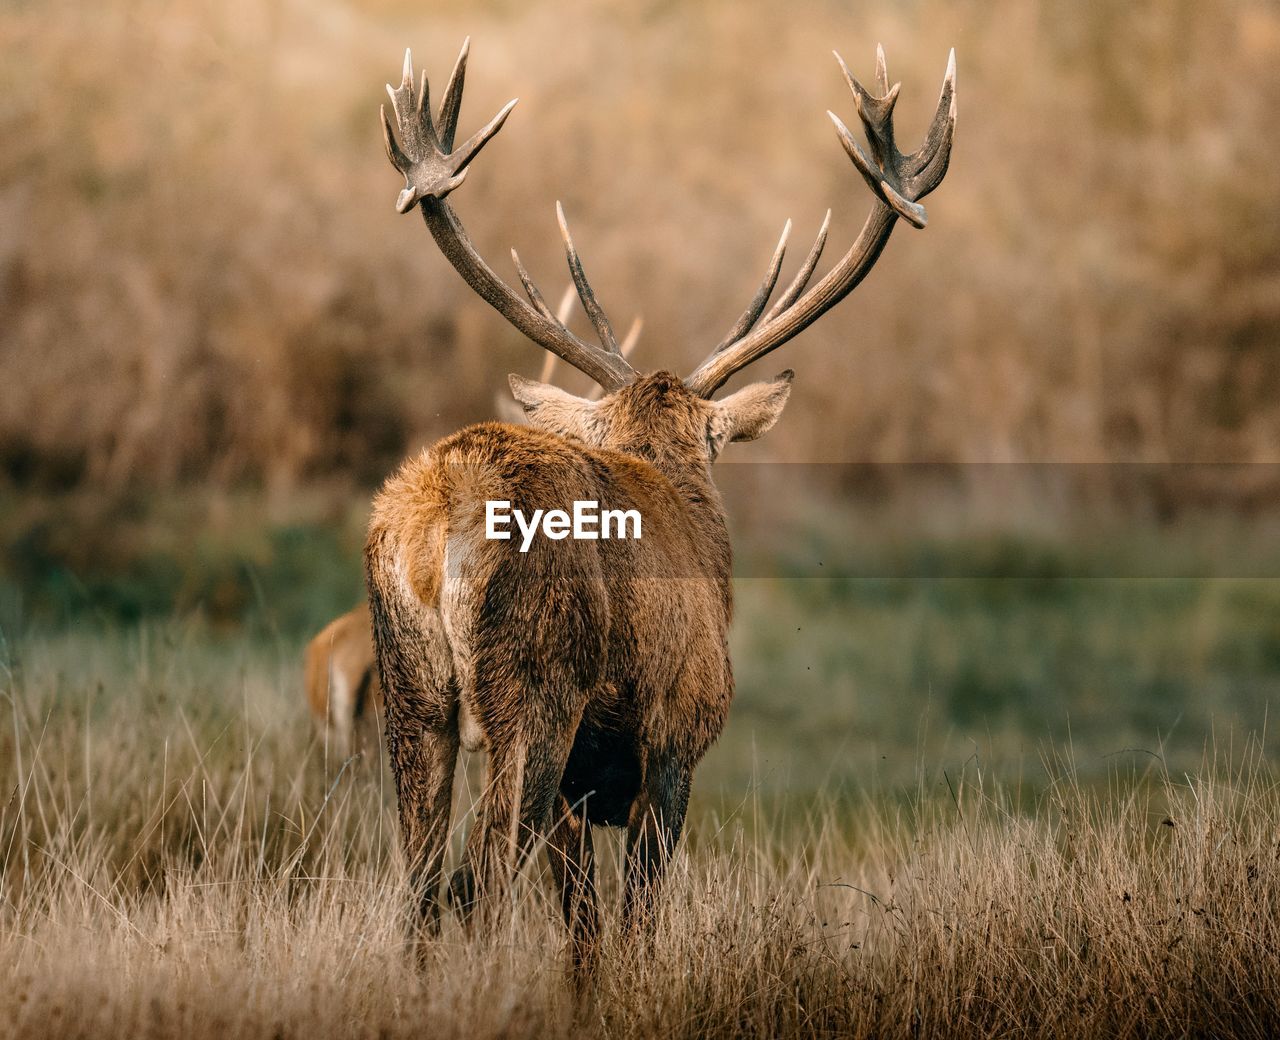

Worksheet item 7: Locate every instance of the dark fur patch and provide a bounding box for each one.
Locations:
[560,722,643,827]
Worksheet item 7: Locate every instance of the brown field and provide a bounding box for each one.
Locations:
[5,1,1280,1037]
[4,0,1280,491]
[3,625,1280,1039]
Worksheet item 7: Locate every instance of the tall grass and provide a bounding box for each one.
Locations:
[2,624,1278,1038]
[4,0,1280,492]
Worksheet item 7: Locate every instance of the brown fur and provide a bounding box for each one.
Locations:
[370,38,953,973]
[303,604,383,759]
[365,370,791,964]
[307,341,587,740]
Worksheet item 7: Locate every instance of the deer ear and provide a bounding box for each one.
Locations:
[707,371,793,458]
[508,375,600,440]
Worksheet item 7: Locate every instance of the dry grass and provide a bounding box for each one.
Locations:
[3,625,1279,1039]
[4,0,1280,493]
[6,5,1280,1033]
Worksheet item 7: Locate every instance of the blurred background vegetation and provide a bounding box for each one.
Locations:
[3,0,1280,785]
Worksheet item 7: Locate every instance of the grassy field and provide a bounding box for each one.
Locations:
[5,0,1280,1033]
[3,554,1280,1037]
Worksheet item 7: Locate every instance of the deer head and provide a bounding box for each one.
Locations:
[382,40,955,466]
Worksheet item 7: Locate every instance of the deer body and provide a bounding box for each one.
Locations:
[304,603,382,758]
[369,39,955,963]
[367,376,787,940]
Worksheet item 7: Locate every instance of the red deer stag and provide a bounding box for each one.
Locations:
[367,39,955,959]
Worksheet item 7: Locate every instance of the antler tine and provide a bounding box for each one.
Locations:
[684,46,957,398]
[417,69,429,121]
[386,50,439,150]
[385,44,638,392]
[511,248,565,325]
[836,48,900,170]
[535,286,577,383]
[619,315,643,358]
[554,283,578,325]
[527,288,640,397]
[393,47,414,112]
[510,253,626,367]
[714,220,791,354]
[903,48,957,196]
[529,290,640,395]
[586,316,643,400]
[449,98,518,180]
[538,350,561,385]
[831,110,926,228]
[381,105,410,175]
[762,210,831,324]
[437,36,470,152]
[556,202,621,355]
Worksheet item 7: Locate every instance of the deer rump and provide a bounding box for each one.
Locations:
[368,420,731,829]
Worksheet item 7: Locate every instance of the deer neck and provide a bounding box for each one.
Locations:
[650,454,734,599]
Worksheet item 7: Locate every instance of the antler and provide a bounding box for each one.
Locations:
[382,41,639,392]
[534,288,641,379]
[496,287,642,422]
[684,45,956,398]
[538,287,643,395]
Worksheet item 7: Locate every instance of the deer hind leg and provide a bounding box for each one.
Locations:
[448,709,579,934]
[325,663,356,762]
[349,665,381,755]
[546,792,601,983]
[366,575,459,940]
[623,750,693,934]
[390,713,459,940]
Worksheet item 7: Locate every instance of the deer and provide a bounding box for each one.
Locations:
[305,292,640,758]
[366,38,955,965]
[304,602,382,760]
